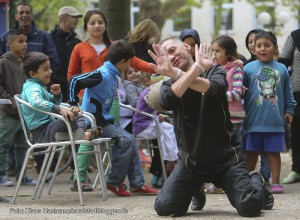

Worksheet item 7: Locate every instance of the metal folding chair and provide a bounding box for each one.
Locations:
[120,103,168,180]
[13,94,110,205]
[92,103,168,188]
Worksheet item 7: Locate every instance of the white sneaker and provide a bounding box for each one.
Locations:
[142,149,150,157]
[0,176,14,187]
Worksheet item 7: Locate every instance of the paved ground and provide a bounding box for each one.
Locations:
[0,152,299,220]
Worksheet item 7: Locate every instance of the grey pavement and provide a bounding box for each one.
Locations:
[0,152,299,220]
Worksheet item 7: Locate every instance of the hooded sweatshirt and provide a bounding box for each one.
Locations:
[243,29,264,66]
[0,52,26,118]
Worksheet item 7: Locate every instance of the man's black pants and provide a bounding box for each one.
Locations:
[154,160,264,217]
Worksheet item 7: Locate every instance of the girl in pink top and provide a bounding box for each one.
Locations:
[211,35,244,122]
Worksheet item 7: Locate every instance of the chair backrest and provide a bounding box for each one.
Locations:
[14,94,100,143]
[14,94,75,143]
[120,103,162,138]
[14,94,35,147]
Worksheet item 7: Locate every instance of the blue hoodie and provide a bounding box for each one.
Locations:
[69,61,120,127]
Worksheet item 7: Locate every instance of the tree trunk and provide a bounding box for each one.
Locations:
[99,0,131,40]
[139,0,188,30]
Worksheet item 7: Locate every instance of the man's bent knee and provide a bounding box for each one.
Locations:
[237,202,262,217]
[154,197,187,217]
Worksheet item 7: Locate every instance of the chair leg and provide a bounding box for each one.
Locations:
[32,148,52,200]
[157,139,168,180]
[12,150,32,204]
[92,145,111,189]
[48,146,66,195]
[93,143,108,200]
[37,146,60,199]
[71,143,84,206]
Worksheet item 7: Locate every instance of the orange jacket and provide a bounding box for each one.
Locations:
[67,41,154,97]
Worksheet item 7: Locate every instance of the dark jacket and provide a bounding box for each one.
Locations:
[159,65,240,175]
[50,25,81,82]
[130,41,155,63]
[0,22,59,80]
[0,52,26,117]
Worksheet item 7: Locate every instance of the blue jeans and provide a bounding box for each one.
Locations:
[0,115,27,179]
[74,124,145,188]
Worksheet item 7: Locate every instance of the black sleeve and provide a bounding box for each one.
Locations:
[68,69,102,105]
[159,79,180,111]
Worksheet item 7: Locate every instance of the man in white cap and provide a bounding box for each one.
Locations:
[50,6,83,102]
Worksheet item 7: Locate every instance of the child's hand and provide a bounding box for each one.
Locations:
[11,100,17,109]
[70,106,82,117]
[59,107,75,121]
[241,86,248,95]
[285,113,293,124]
[50,84,61,96]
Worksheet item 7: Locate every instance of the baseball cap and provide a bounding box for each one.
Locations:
[58,6,82,17]
[179,29,200,45]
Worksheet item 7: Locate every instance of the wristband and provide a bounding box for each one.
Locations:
[175,68,181,80]
[194,62,205,73]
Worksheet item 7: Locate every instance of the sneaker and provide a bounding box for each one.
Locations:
[282,171,300,184]
[142,148,150,157]
[21,177,37,186]
[0,196,9,203]
[130,184,158,195]
[0,176,14,187]
[151,175,159,188]
[85,126,102,140]
[107,183,131,197]
[71,181,93,192]
[191,184,206,211]
[205,184,225,194]
[263,185,274,210]
[157,176,164,188]
[138,150,151,168]
[249,171,274,210]
[271,183,284,194]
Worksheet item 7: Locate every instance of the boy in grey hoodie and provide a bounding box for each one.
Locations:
[0,29,37,187]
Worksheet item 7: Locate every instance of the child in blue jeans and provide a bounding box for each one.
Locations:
[243,31,296,194]
[68,40,158,196]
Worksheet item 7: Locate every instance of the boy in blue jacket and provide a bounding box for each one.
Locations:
[68,40,158,196]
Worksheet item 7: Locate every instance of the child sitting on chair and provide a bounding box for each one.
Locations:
[21,52,101,145]
[133,75,179,188]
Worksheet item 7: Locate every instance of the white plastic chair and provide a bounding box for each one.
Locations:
[13,94,111,205]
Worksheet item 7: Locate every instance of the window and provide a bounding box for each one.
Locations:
[130,0,140,30]
[213,0,234,34]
